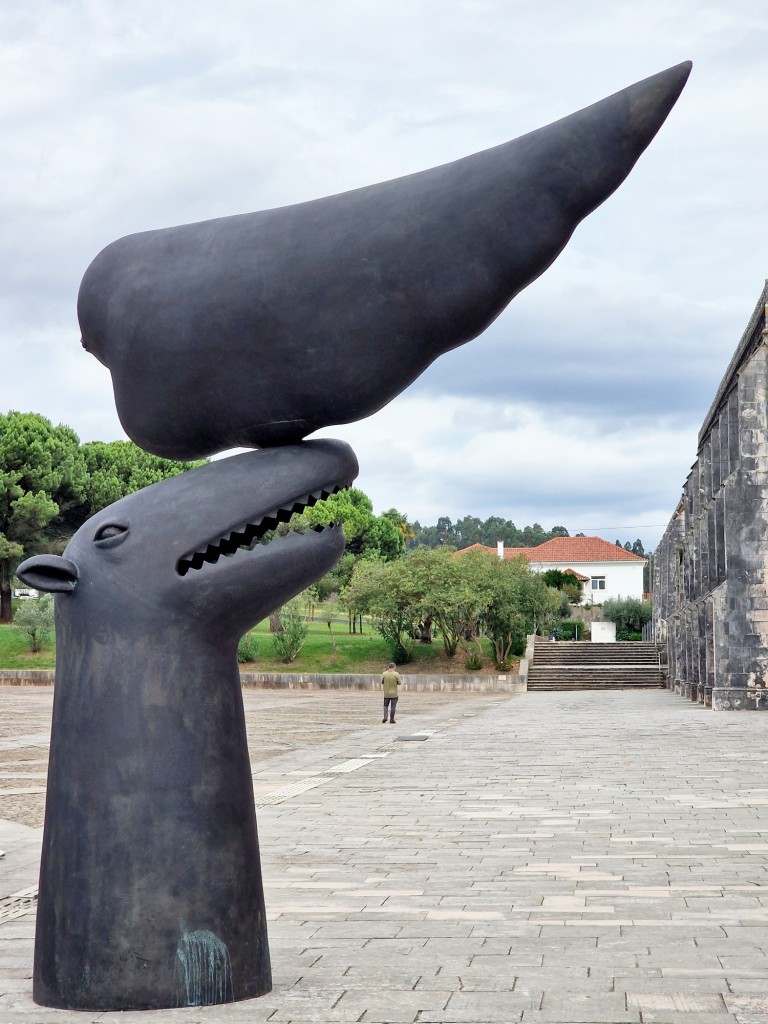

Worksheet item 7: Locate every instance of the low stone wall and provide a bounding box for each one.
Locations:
[242,672,523,692]
[0,668,523,693]
[0,669,55,686]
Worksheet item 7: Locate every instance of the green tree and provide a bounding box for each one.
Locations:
[301,489,406,561]
[78,440,206,521]
[0,412,87,622]
[406,547,489,658]
[562,579,583,604]
[14,594,55,652]
[320,599,338,655]
[518,572,563,636]
[541,568,583,606]
[520,523,548,547]
[341,558,418,663]
[0,414,206,623]
[270,599,309,663]
[237,631,259,663]
[479,556,562,669]
[541,569,572,590]
[410,515,570,550]
[483,575,528,670]
[480,516,509,544]
[382,508,415,546]
[602,597,652,639]
[454,515,483,548]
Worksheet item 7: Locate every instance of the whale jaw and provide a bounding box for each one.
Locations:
[18,441,359,638]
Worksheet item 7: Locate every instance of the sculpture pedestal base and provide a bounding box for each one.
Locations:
[33,647,271,1010]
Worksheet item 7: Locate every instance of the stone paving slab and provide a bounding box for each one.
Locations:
[4,688,768,1021]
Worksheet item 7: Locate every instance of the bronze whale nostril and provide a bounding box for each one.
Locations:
[77,62,691,461]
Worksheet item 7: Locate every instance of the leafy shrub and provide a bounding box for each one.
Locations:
[237,632,259,663]
[553,620,584,641]
[542,570,584,606]
[271,599,309,663]
[385,635,413,664]
[562,581,583,604]
[460,639,484,671]
[14,595,55,653]
[617,629,643,642]
[602,597,652,633]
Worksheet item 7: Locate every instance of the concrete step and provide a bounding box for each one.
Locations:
[528,668,663,677]
[528,671,663,679]
[533,656,660,665]
[528,683,663,690]
[528,675,663,684]
[532,643,659,665]
[528,680,663,689]
[527,639,664,690]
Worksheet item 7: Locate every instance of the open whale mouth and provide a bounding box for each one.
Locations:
[176,482,349,576]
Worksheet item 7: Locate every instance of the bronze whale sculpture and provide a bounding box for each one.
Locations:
[78,62,691,460]
[17,440,358,1010]
[20,62,691,1012]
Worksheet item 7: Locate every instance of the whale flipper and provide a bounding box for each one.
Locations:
[78,62,691,459]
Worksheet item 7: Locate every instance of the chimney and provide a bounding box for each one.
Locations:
[497,541,504,559]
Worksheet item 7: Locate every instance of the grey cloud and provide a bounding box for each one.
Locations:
[1,0,766,559]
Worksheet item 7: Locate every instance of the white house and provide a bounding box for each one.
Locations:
[459,536,646,602]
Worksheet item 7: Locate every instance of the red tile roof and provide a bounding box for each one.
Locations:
[527,537,646,563]
[457,537,645,564]
[563,568,590,581]
[457,543,531,558]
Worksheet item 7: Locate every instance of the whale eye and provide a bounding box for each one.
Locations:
[94,523,129,549]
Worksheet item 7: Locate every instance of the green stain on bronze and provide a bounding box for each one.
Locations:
[175,929,233,1006]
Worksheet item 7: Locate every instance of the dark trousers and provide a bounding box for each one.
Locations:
[383,696,398,721]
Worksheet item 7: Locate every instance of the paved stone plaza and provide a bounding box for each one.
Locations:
[3,685,768,1023]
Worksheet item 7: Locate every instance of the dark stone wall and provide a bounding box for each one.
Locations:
[653,283,768,709]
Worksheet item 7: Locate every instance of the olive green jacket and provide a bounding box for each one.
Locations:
[381,669,401,698]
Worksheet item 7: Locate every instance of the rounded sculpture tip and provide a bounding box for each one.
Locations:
[625,61,692,143]
[78,63,691,460]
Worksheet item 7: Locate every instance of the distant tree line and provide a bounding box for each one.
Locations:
[408,516,571,549]
[615,538,646,557]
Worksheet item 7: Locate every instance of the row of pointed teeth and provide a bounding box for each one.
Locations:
[176,483,349,576]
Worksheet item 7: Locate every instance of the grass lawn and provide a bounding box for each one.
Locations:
[0,622,56,669]
[244,617,504,675]
[0,613,511,675]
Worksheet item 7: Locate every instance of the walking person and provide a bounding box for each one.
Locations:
[381,662,401,723]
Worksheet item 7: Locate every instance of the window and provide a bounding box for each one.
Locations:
[591,577,606,590]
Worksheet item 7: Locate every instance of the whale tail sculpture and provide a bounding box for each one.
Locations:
[78,62,691,460]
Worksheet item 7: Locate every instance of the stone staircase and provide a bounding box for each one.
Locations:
[526,639,664,691]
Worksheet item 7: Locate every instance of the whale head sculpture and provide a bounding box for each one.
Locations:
[18,439,358,638]
[78,62,691,460]
[15,439,358,1011]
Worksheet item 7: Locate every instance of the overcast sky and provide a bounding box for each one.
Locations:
[1,1,766,552]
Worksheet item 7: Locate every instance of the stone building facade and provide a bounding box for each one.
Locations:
[652,283,768,709]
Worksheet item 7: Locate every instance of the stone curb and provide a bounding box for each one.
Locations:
[0,670,54,686]
[0,668,524,693]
